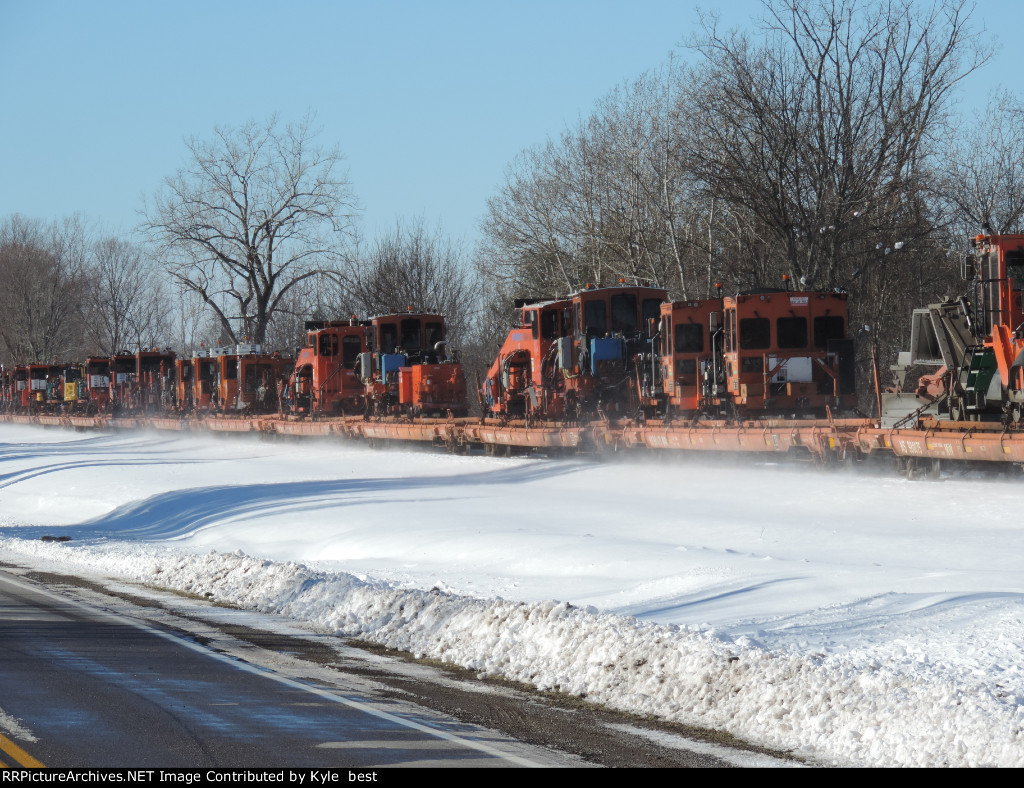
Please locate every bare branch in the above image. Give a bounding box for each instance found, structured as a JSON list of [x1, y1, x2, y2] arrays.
[[142, 113, 359, 345]]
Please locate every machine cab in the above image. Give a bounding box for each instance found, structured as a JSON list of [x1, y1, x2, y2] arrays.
[[720, 290, 854, 413]]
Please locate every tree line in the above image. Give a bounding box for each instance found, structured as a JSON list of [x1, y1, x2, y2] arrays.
[[2, 0, 1021, 413], [477, 0, 1024, 406]]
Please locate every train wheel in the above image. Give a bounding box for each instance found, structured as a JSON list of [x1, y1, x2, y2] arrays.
[[902, 456, 940, 481]]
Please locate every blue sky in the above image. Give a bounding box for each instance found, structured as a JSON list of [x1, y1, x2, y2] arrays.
[[1, 0, 1020, 248]]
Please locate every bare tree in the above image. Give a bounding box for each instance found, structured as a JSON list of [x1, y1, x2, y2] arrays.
[[348, 219, 478, 342], [480, 136, 587, 295], [167, 288, 214, 359], [480, 70, 678, 297], [85, 237, 171, 353], [939, 89, 1024, 237], [478, 64, 782, 303], [685, 0, 984, 289], [0, 215, 89, 363], [143, 114, 358, 345], [260, 273, 342, 354]]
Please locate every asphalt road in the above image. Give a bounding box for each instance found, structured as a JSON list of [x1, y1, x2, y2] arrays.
[[0, 569, 570, 768], [0, 565, 800, 769]]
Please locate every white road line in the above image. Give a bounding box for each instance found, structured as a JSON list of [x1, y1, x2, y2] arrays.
[[317, 739, 465, 749], [0, 571, 548, 767]]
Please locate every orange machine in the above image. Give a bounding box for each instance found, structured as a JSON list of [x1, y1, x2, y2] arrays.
[[110, 352, 136, 411], [136, 349, 177, 413], [25, 363, 50, 409], [0, 366, 10, 409], [215, 345, 292, 413], [482, 296, 570, 419], [484, 284, 668, 421], [361, 311, 468, 417], [84, 357, 112, 413], [40, 364, 62, 409], [960, 234, 1024, 421], [0, 365, 20, 411], [715, 289, 856, 416], [877, 235, 1024, 426], [13, 366, 30, 409], [191, 348, 224, 411], [653, 298, 719, 416], [288, 320, 369, 415], [174, 357, 194, 411], [59, 364, 86, 411]]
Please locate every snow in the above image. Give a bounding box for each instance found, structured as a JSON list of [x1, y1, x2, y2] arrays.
[[0, 423, 1022, 767]]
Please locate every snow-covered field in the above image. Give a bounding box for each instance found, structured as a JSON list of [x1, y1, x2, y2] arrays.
[[0, 423, 1021, 767]]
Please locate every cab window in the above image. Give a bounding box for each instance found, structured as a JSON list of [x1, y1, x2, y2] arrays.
[[541, 310, 560, 340], [319, 333, 339, 357], [642, 299, 662, 326], [343, 336, 362, 367], [244, 363, 269, 391], [1007, 250, 1024, 291], [584, 300, 607, 337], [379, 323, 399, 353], [401, 319, 422, 350], [425, 322, 444, 347], [610, 294, 638, 332], [777, 316, 807, 349], [813, 316, 845, 349], [526, 310, 538, 339], [675, 323, 704, 354], [739, 317, 771, 350]]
